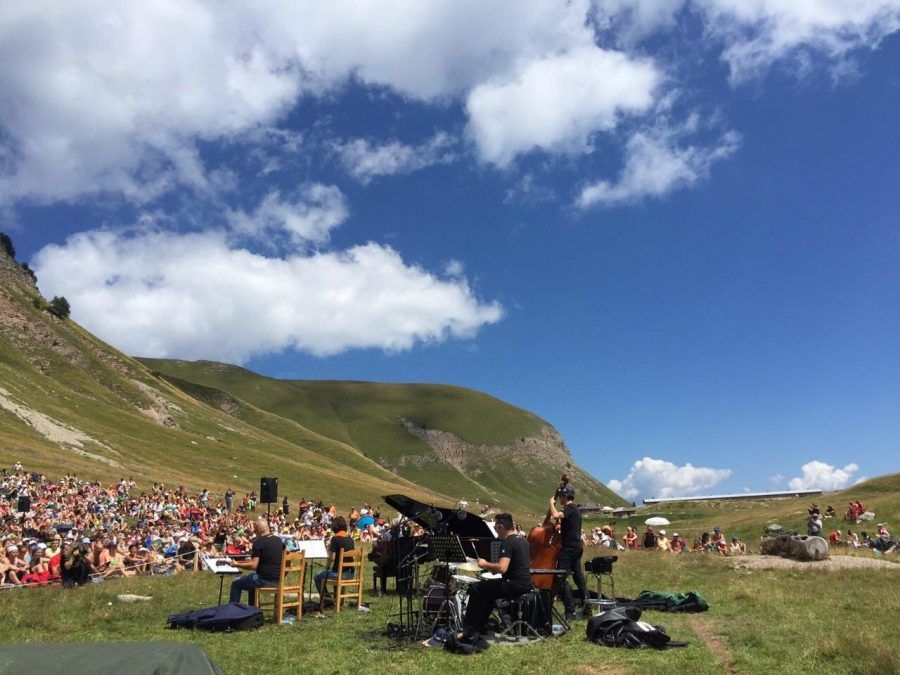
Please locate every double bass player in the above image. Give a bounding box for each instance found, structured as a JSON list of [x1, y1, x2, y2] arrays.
[[548, 483, 589, 619]]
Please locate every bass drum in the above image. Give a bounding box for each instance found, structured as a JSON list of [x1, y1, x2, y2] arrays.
[[422, 583, 450, 613]]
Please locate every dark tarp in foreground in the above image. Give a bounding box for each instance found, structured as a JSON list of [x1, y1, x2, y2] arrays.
[[0, 642, 225, 675]]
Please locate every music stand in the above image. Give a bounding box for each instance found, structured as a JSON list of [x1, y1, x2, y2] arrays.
[[427, 535, 467, 564]]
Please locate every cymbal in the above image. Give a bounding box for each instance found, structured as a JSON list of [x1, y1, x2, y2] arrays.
[[452, 560, 481, 573]]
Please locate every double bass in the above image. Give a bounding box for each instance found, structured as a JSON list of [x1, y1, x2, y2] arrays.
[[527, 474, 569, 590]]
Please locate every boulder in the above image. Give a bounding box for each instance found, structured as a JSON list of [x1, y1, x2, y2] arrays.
[[760, 534, 828, 561]]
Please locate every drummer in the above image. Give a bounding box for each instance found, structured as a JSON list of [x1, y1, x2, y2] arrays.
[[461, 513, 533, 638]]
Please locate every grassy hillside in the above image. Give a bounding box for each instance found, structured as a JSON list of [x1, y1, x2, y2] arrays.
[[140, 358, 625, 511], [0, 246, 620, 512], [0, 249, 442, 507]]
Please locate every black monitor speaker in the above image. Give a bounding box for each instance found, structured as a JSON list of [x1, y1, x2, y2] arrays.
[[260, 476, 278, 504], [17, 496, 31, 513]]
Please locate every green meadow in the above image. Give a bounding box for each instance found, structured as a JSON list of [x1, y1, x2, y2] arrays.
[[2, 548, 896, 675]]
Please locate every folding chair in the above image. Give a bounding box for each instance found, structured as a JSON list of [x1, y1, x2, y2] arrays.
[[256, 550, 306, 624], [320, 548, 364, 612]]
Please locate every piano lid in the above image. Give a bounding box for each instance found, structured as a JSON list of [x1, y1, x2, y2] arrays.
[[384, 494, 496, 539]]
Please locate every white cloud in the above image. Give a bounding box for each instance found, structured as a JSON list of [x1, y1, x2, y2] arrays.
[[503, 173, 557, 205], [332, 132, 456, 184], [770, 473, 785, 485], [0, 1, 612, 203], [608, 456, 732, 500], [466, 46, 661, 166], [787, 460, 861, 492], [577, 127, 739, 208], [227, 184, 348, 245], [695, 1, 900, 83], [31, 227, 503, 362], [3, 1, 894, 209], [592, 0, 688, 45], [0, 1, 301, 203]]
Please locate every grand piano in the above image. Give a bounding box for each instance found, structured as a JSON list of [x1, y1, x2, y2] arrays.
[[370, 494, 497, 594]]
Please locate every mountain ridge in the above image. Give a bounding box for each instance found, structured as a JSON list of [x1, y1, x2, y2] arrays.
[[0, 242, 623, 511]]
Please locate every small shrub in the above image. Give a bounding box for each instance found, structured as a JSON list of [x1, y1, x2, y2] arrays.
[[0, 232, 14, 259], [31, 297, 44, 310], [48, 295, 71, 319]]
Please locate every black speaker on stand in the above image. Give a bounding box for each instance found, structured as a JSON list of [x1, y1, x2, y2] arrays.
[[17, 496, 31, 513], [260, 477, 278, 519]]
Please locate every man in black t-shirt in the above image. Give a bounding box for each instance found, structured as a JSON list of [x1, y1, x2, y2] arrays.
[[549, 484, 588, 619], [462, 513, 533, 636], [229, 518, 284, 605]]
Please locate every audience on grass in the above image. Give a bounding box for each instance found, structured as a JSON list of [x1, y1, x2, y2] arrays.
[[0, 463, 393, 589], [3, 462, 888, 591]]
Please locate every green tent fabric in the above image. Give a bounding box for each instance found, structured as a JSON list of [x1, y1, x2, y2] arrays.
[[630, 590, 709, 612], [0, 642, 226, 674]]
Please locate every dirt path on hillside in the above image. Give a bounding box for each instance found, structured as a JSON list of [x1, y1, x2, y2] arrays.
[[732, 554, 898, 571], [689, 614, 736, 674]]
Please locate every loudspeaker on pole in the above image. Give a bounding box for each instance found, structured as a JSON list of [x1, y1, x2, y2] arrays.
[[260, 476, 278, 504]]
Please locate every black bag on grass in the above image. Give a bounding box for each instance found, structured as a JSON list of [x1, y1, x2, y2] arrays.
[[444, 631, 490, 655], [586, 606, 687, 649], [167, 602, 263, 632]]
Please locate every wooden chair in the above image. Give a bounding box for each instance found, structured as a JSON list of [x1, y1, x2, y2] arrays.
[[255, 550, 305, 624], [320, 549, 364, 612]]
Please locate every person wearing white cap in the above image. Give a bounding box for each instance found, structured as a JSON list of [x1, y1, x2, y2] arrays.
[[656, 529, 671, 552], [5, 543, 28, 584]]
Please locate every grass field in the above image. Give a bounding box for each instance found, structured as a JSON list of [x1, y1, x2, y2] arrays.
[[2, 550, 896, 674]]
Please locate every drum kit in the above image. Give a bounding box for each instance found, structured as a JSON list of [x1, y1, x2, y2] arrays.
[[420, 560, 487, 632]]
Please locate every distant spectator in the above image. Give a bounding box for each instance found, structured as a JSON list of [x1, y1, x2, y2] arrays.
[[656, 530, 671, 552], [828, 530, 843, 547], [712, 528, 729, 555], [624, 527, 638, 550], [824, 505, 835, 519], [729, 536, 746, 554], [669, 533, 687, 553], [642, 526, 656, 550]]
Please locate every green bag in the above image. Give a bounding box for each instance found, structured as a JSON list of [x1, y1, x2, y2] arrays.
[[632, 590, 709, 613]]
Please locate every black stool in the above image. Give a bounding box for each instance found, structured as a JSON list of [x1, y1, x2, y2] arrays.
[[494, 589, 551, 640]]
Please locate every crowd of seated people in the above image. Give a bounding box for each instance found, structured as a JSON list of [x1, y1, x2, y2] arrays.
[[617, 524, 746, 554], [0, 463, 397, 589]]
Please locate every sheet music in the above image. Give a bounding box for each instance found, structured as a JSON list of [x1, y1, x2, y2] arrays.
[[201, 555, 239, 574], [291, 539, 328, 559]]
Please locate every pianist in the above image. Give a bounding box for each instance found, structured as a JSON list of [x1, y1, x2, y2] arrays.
[[228, 518, 284, 605], [461, 513, 533, 637]]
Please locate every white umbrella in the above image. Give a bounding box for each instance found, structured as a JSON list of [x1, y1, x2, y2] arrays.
[[645, 517, 670, 527]]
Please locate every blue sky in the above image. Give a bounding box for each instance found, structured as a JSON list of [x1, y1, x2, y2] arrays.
[[2, 2, 899, 500]]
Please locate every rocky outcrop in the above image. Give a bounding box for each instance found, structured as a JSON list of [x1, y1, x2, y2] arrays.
[[399, 418, 573, 475]]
